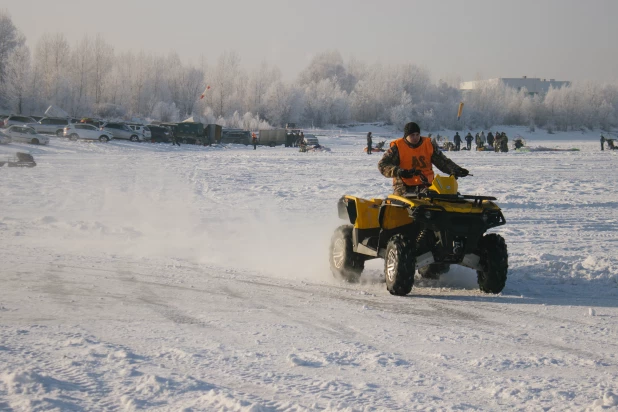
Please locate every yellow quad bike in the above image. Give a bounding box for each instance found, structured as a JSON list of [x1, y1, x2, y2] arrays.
[[329, 175, 507, 296]]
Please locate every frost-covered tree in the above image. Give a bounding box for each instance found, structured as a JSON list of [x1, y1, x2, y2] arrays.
[[67, 36, 93, 116], [263, 81, 303, 126], [2, 21, 615, 133], [245, 62, 281, 116], [33, 33, 70, 105], [92, 35, 114, 105], [4, 44, 31, 113], [0, 10, 25, 87], [151, 101, 179, 122], [302, 78, 350, 127], [107, 51, 133, 109], [389, 92, 414, 131], [298, 50, 356, 93], [211, 51, 241, 117], [177, 66, 205, 118]]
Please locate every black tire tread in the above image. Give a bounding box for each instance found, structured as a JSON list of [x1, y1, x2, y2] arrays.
[[329, 225, 365, 283], [384, 234, 415, 296], [476, 233, 508, 294]]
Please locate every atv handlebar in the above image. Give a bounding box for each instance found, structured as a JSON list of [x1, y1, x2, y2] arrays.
[[410, 172, 473, 188], [420, 172, 473, 186], [450, 173, 473, 180]]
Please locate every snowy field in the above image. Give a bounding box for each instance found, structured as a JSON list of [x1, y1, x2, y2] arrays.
[[0, 127, 617, 411]]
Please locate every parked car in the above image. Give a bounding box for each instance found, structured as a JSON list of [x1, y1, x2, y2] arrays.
[[220, 129, 251, 145], [64, 124, 113, 142], [146, 125, 171, 142], [30, 117, 72, 136], [128, 124, 152, 139], [80, 118, 105, 128], [0, 130, 11, 144], [4, 125, 50, 145], [2, 115, 37, 128], [303, 134, 320, 146], [101, 122, 142, 141]]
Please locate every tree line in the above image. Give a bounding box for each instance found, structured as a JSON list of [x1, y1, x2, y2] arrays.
[[1, 11, 616, 132]]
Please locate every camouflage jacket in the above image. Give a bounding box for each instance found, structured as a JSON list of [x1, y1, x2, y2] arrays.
[[378, 137, 464, 195]]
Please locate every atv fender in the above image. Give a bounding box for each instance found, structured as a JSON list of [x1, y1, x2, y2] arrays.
[[337, 196, 381, 228], [337, 196, 356, 224]]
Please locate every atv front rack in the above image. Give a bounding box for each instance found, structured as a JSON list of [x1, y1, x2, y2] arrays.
[[419, 192, 497, 207]]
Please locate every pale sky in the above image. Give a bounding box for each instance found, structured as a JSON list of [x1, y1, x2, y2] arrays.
[[6, 0, 618, 83]]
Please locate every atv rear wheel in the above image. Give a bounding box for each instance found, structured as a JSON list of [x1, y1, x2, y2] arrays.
[[476, 234, 508, 294], [384, 235, 416, 296], [329, 225, 365, 283]]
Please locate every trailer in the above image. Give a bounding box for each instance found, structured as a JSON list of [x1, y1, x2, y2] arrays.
[[173, 122, 206, 144], [220, 128, 250, 145], [258, 129, 299, 147], [205, 124, 222, 144]]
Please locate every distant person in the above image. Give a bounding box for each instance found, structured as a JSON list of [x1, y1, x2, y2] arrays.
[[499, 133, 509, 152], [601, 134, 605, 151], [252, 132, 258, 150], [453, 132, 462, 151], [514, 138, 524, 150], [367, 132, 373, 155], [172, 133, 180, 146], [494, 133, 501, 152], [299, 139, 307, 152], [487, 131, 495, 148], [465, 132, 473, 150]]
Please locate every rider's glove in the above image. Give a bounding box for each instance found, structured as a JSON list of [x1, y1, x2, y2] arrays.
[[397, 168, 419, 178], [453, 167, 469, 177]]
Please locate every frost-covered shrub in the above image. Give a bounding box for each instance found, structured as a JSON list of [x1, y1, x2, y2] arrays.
[[95, 103, 126, 119], [151, 102, 179, 122]]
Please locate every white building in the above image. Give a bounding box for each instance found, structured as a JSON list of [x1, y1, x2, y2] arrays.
[[460, 76, 571, 95]]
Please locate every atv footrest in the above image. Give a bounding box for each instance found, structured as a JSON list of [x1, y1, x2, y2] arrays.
[[415, 252, 435, 269], [355, 243, 378, 257], [361, 236, 379, 249]]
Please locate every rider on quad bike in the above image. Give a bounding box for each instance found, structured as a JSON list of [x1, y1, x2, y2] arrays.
[[378, 122, 469, 279], [330, 121, 508, 296]]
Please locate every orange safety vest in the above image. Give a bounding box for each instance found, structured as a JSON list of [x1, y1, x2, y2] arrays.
[[392, 137, 434, 186]]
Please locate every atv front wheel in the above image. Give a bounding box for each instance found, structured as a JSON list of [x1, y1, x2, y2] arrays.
[[329, 225, 365, 282], [476, 234, 508, 294], [384, 234, 416, 296]]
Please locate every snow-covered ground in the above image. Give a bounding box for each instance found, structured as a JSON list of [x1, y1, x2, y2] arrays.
[[0, 126, 617, 411]]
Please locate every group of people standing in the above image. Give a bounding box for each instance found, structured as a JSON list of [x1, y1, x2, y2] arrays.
[[452, 131, 509, 152]]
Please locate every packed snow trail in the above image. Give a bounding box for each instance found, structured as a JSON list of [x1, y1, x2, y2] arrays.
[[0, 129, 617, 410]]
